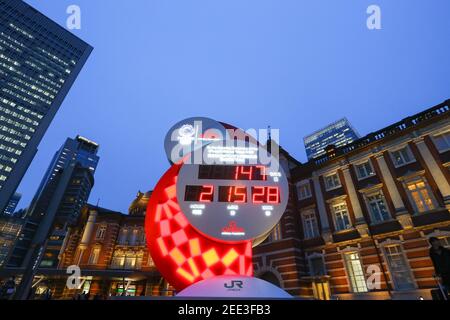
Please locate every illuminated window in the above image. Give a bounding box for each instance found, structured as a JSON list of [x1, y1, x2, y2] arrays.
[[116, 284, 136, 297], [324, 173, 341, 190], [383, 245, 415, 290], [391, 146, 415, 167], [433, 131, 450, 153], [301, 209, 319, 239], [355, 161, 375, 180], [81, 280, 91, 295], [110, 252, 125, 268], [124, 256, 137, 269], [110, 251, 143, 270], [332, 203, 352, 231], [312, 281, 331, 300], [405, 179, 436, 213], [297, 181, 312, 200], [365, 192, 390, 223], [343, 252, 368, 293], [88, 247, 100, 265]]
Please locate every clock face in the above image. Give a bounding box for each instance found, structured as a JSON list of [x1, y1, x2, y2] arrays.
[[176, 143, 289, 243]]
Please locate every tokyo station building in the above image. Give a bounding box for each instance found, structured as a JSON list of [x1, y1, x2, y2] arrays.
[[254, 99, 450, 300], [16, 99, 450, 300]]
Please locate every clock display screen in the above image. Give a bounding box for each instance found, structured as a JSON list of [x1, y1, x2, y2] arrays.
[[198, 165, 267, 181], [176, 142, 289, 242], [185, 185, 281, 204]]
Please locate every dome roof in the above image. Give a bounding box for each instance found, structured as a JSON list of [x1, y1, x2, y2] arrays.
[[128, 190, 152, 216]]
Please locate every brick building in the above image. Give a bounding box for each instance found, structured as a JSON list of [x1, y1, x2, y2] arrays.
[[26, 191, 170, 299], [254, 100, 450, 299]]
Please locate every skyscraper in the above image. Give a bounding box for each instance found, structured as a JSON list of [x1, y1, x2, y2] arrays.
[[7, 136, 99, 268], [0, 213, 24, 267], [2, 191, 21, 215], [303, 118, 360, 160], [27, 135, 99, 220], [0, 0, 93, 213]]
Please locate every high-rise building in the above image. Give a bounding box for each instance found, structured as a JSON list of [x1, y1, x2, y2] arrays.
[[0, 0, 93, 214], [303, 118, 360, 160], [7, 136, 99, 269], [27, 135, 99, 219], [0, 214, 24, 267], [2, 191, 21, 215]]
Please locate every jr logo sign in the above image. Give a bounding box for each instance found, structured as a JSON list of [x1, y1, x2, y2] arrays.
[[224, 280, 244, 290]]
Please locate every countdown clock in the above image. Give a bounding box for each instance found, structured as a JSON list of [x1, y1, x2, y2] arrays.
[[146, 119, 290, 292], [176, 142, 289, 243]]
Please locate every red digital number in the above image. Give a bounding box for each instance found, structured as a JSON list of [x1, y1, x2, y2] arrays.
[[267, 187, 280, 203], [252, 186, 266, 204], [199, 185, 214, 202], [234, 166, 253, 180], [228, 186, 247, 203], [252, 187, 280, 204], [234, 167, 239, 180], [256, 165, 267, 181]]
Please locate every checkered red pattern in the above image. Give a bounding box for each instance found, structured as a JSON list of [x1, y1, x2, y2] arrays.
[[145, 163, 253, 292]]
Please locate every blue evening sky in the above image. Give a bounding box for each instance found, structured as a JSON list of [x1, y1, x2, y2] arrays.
[[17, 0, 450, 213]]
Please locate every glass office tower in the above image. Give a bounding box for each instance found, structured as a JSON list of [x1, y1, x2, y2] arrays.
[[304, 118, 360, 160], [0, 0, 93, 213], [0, 214, 24, 266], [2, 191, 21, 215], [28, 135, 99, 216], [7, 135, 99, 268]]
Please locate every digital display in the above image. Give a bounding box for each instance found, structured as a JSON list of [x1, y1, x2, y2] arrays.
[[184, 185, 214, 202], [252, 186, 280, 204], [218, 186, 247, 203], [176, 141, 290, 242], [183, 186, 282, 204], [198, 165, 267, 181]]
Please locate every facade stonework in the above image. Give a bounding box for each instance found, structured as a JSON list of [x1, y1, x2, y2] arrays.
[[254, 100, 450, 299]]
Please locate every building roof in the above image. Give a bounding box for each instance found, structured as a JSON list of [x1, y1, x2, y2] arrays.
[[128, 191, 152, 216], [303, 117, 360, 144], [292, 99, 450, 178]]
